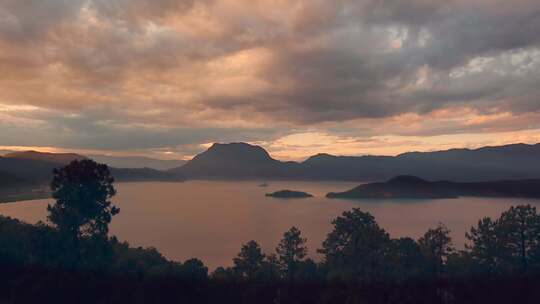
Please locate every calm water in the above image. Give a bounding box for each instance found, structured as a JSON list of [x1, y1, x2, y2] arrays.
[[1, 181, 540, 269]]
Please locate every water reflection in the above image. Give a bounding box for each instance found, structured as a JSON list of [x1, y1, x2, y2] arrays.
[[1, 181, 539, 269]]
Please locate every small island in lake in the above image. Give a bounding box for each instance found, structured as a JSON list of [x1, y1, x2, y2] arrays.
[[266, 190, 313, 198], [326, 175, 540, 199]]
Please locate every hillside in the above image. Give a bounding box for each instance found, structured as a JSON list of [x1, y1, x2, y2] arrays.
[[169, 142, 540, 182], [4, 151, 86, 165], [0, 171, 32, 191], [2, 143, 540, 185], [327, 176, 540, 199], [170, 143, 300, 179], [0, 153, 180, 191], [89, 155, 186, 170]]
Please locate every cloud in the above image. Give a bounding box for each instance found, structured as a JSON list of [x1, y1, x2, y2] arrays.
[[1, 0, 540, 156]]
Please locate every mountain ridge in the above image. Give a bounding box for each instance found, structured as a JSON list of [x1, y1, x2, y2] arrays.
[[170, 142, 540, 182], [2, 143, 539, 188], [327, 175, 540, 199], [5, 150, 87, 165]]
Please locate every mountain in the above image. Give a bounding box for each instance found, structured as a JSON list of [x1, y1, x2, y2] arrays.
[[170, 143, 300, 179], [302, 154, 394, 181], [0, 171, 32, 191], [5, 150, 186, 171], [0, 156, 61, 185], [327, 176, 540, 199], [169, 142, 540, 182], [3, 143, 540, 186], [301, 143, 540, 182], [0, 152, 180, 190], [4, 151, 86, 165], [89, 155, 186, 170]]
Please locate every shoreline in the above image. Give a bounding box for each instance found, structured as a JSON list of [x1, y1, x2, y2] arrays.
[[0, 191, 51, 204]]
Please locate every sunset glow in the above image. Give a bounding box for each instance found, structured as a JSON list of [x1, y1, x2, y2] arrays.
[[1, 0, 539, 158]]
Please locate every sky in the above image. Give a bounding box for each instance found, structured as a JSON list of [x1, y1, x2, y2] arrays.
[[1, 0, 540, 161]]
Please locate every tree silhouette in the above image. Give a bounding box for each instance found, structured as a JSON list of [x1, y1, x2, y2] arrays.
[[47, 159, 119, 242], [319, 208, 390, 280], [466, 217, 502, 273], [387, 237, 424, 280], [276, 226, 308, 280], [233, 240, 266, 280], [497, 205, 540, 272], [419, 223, 453, 275]]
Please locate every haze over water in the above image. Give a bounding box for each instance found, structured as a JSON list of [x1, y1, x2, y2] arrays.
[[1, 181, 540, 270]]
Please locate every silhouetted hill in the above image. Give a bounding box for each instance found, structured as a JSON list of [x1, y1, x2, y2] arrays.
[[169, 142, 540, 182], [5, 150, 186, 171], [4, 150, 86, 165], [302, 154, 394, 181], [327, 176, 458, 199], [0, 156, 60, 184], [0, 171, 31, 190], [302, 143, 540, 181], [393, 143, 540, 181], [3, 143, 540, 186], [170, 143, 300, 179], [89, 155, 186, 170], [0, 154, 180, 190], [327, 176, 540, 199]]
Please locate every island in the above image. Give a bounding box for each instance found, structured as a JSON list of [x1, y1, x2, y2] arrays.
[[327, 176, 458, 199], [326, 175, 540, 199], [266, 190, 313, 198]]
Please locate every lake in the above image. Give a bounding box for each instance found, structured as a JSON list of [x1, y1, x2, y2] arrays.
[[1, 180, 539, 270]]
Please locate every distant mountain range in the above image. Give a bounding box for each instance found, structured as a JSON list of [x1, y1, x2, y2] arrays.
[[327, 175, 540, 199], [5, 150, 186, 170], [1, 143, 540, 196], [4, 151, 87, 165], [0, 151, 179, 194], [170, 142, 540, 182], [88, 155, 186, 170]]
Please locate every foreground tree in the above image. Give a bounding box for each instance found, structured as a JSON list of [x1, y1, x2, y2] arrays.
[[419, 223, 454, 275], [276, 226, 308, 280], [387, 237, 425, 281], [466, 217, 502, 273], [498, 205, 540, 272], [47, 159, 119, 242], [233, 240, 266, 280], [319, 208, 390, 281]]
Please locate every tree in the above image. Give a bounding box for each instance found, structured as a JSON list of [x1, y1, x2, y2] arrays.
[[418, 223, 453, 275], [47, 159, 119, 242], [233, 240, 266, 280], [319, 208, 390, 280], [497, 205, 540, 272], [387, 237, 424, 281], [179, 258, 208, 281], [276, 226, 308, 280], [258, 253, 282, 281], [466, 217, 502, 273]]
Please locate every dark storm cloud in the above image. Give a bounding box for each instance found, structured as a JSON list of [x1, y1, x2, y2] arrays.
[[1, 0, 540, 153]]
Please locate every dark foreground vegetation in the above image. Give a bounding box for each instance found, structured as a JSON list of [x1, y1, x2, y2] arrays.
[[2, 160, 540, 303]]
